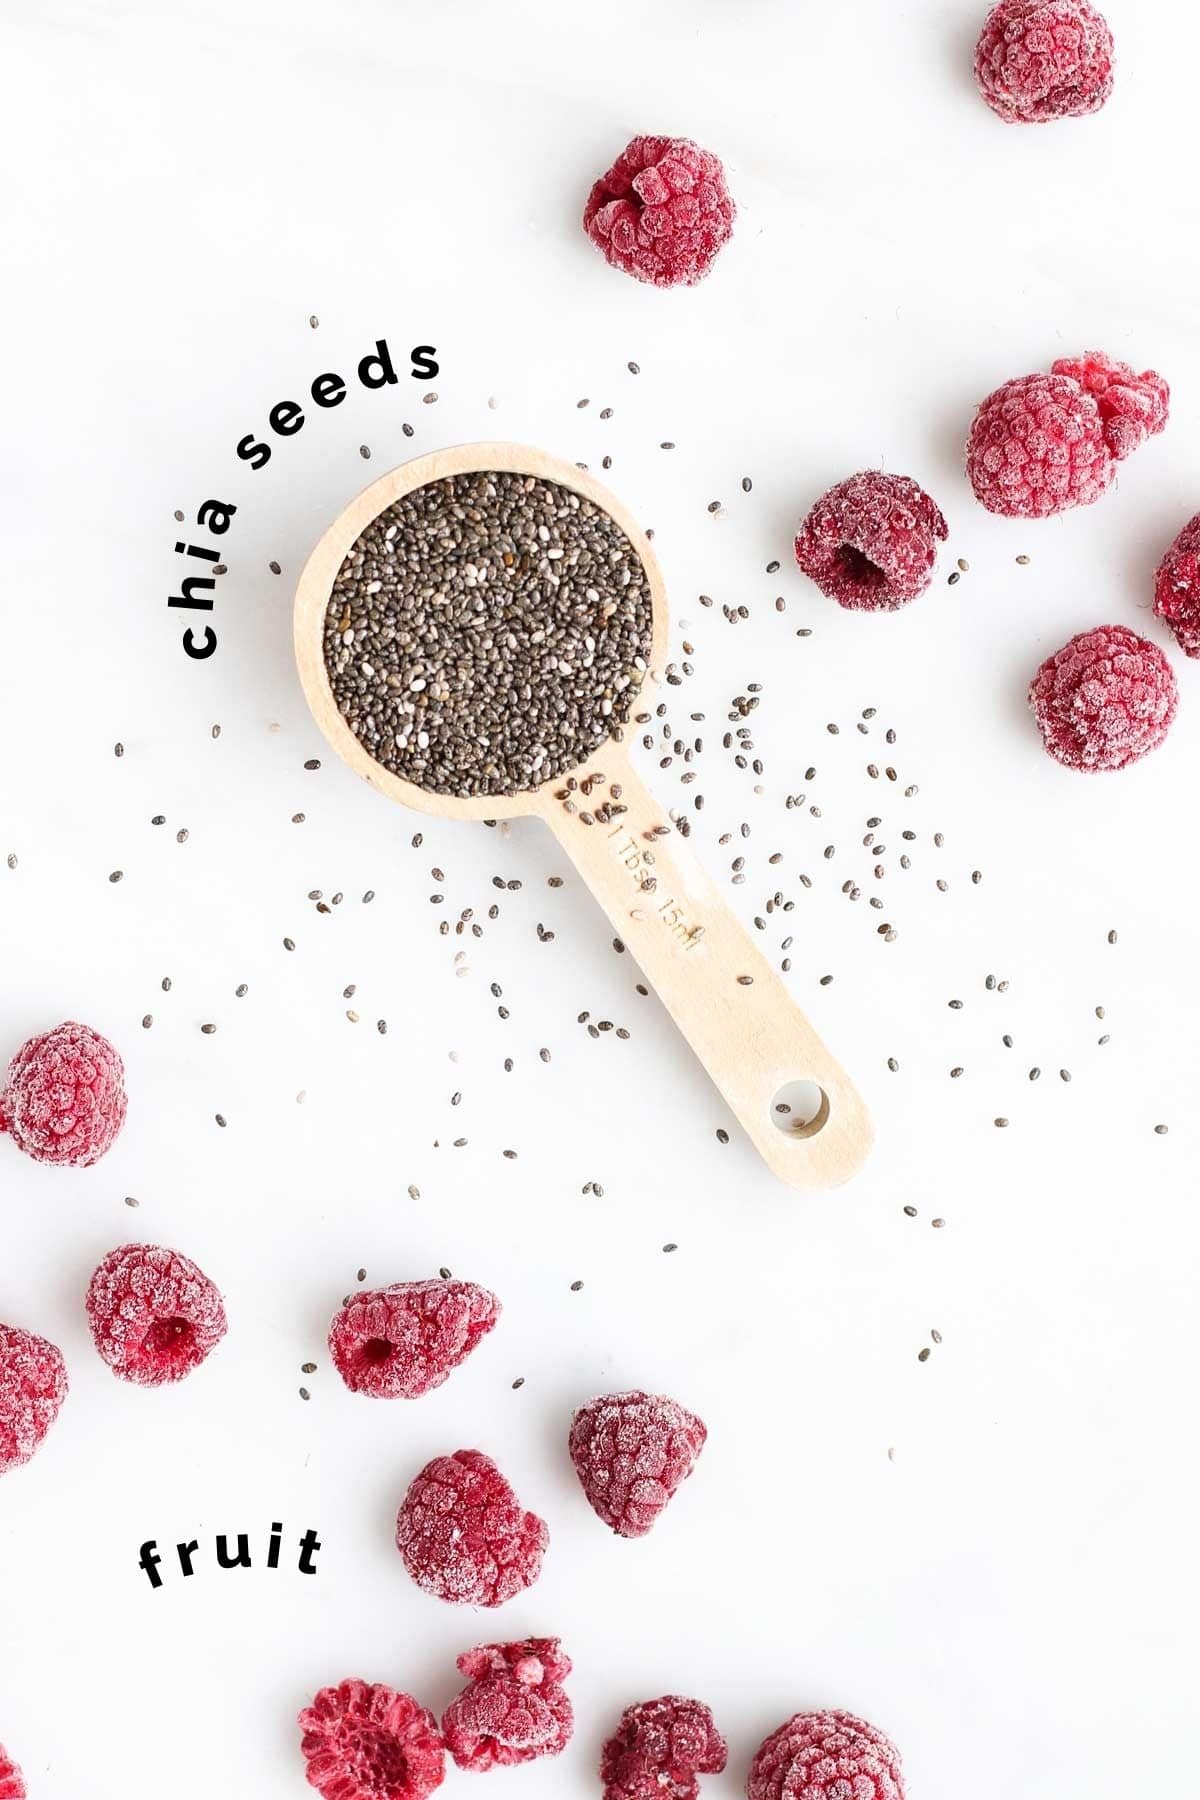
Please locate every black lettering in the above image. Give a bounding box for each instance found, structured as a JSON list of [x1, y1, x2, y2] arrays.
[[169, 575, 215, 612], [215, 1533, 252, 1570], [174, 542, 218, 561], [183, 627, 217, 660], [357, 338, 397, 389], [269, 400, 304, 436], [196, 499, 237, 533], [297, 1527, 322, 1574], [311, 372, 346, 408], [177, 1540, 199, 1576], [138, 1541, 162, 1589], [267, 1523, 283, 1570], [236, 433, 270, 470], [410, 345, 439, 381]]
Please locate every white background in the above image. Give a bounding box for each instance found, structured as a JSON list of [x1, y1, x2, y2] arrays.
[[1, 1, 1197, 1794]]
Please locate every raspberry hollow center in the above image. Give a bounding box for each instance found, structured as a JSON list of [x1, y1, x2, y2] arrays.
[[347, 1726, 411, 1796], [836, 545, 886, 590], [144, 1317, 194, 1358], [362, 1337, 394, 1365]]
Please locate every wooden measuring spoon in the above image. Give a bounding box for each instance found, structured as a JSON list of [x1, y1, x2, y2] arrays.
[[294, 442, 872, 1189]]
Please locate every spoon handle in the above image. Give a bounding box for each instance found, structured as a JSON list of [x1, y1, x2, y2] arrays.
[[536, 749, 872, 1190]]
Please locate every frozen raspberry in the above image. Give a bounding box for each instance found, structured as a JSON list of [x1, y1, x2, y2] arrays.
[[1029, 624, 1177, 772], [1154, 513, 1200, 657], [0, 1021, 126, 1167], [0, 1323, 68, 1477], [600, 1696, 726, 1800], [569, 1391, 706, 1538], [747, 1710, 905, 1800], [966, 355, 1168, 518], [584, 135, 735, 288], [329, 1279, 499, 1399], [0, 1744, 26, 1799], [86, 1243, 227, 1386], [794, 472, 948, 612], [441, 1638, 572, 1772], [395, 1449, 548, 1606], [975, 1, 1114, 123], [299, 1679, 445, 1800]]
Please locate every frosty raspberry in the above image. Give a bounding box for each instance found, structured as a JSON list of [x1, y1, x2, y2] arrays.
[[86, 1244, 228, 1385], [298, 1679, 445, 1800], [395, 1449, 548, 1606], [584, 135, 735, 287], [441, 1638, 572, 1772], [328, 1278, 499, 1398], [967, 354, 1168, 518], [569, 1391, 706, 1538], [747, 1710, 905, 1800], [1029, 625, 1177, 771], [0, 1021, 126, 1167], [600, 1695, 726, 1800], [975, 0, 1114, 124], [0, 1743, 25, 1799], [794, 472, 948, 611], [1154, 513, 1200, 657], [0, 1323, 68, 1477]]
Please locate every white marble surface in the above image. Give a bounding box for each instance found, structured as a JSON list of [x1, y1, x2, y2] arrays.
[[1, 1, 1196, 1794]]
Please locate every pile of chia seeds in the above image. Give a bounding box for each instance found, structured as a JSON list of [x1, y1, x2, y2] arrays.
[[323, 470, 654, 797]]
